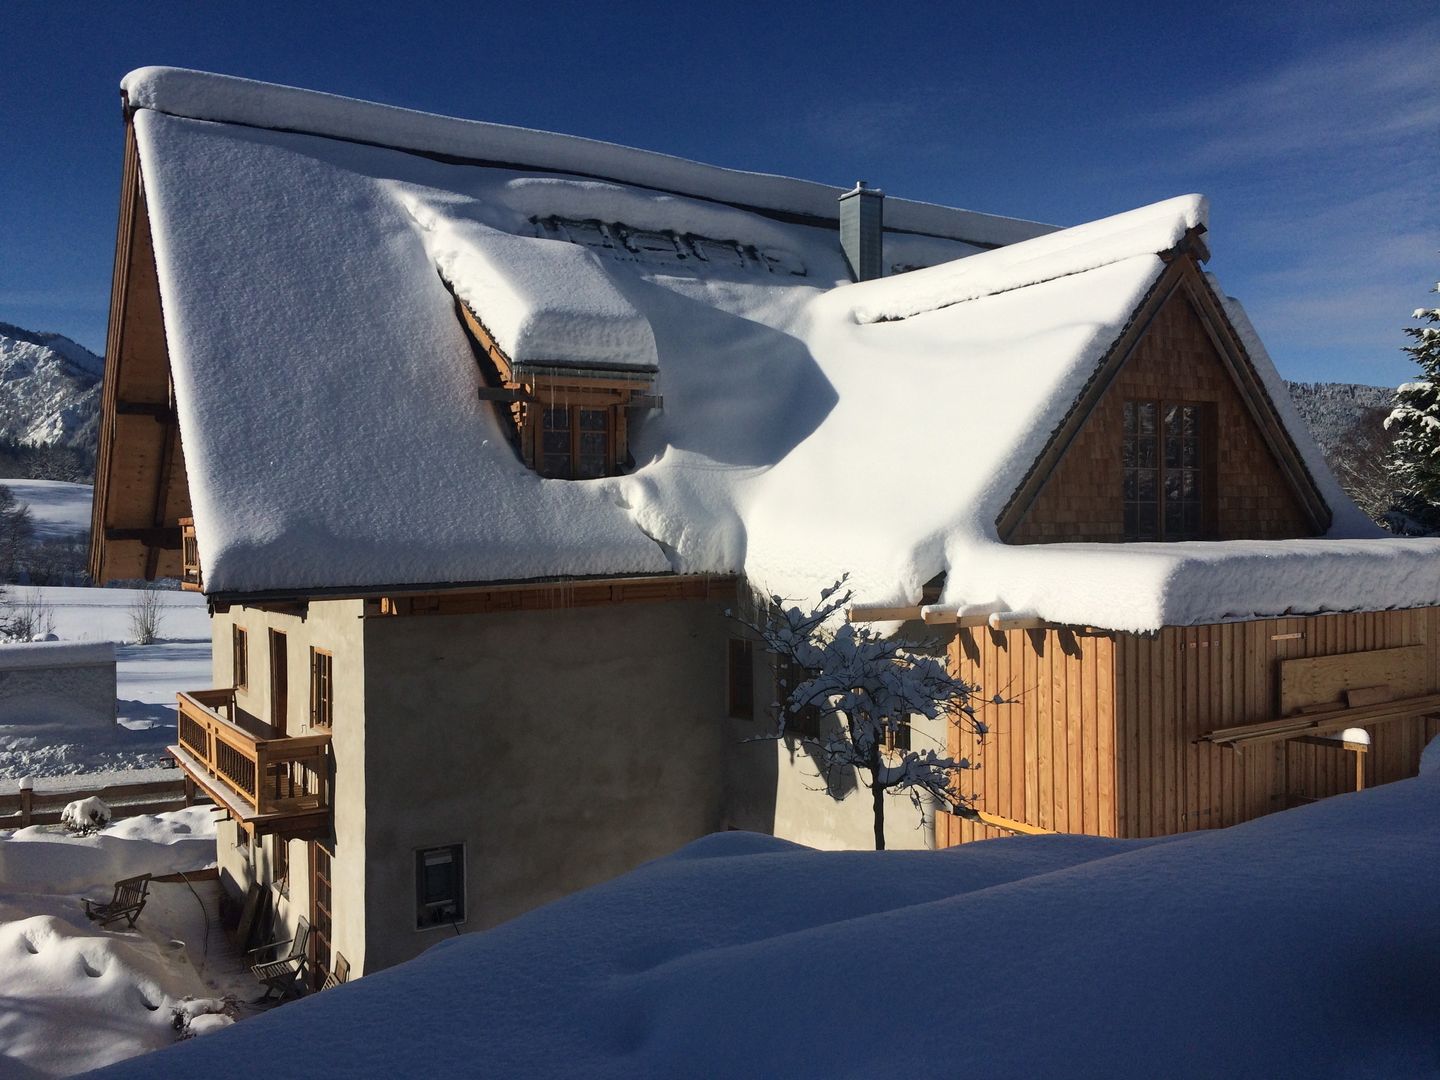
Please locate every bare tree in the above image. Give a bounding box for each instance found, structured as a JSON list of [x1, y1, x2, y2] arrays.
[[128, 582, 167, 645], [732, 576, 986, 850], [4, 588, 56, 641]]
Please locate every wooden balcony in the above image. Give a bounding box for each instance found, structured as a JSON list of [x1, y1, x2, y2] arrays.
[[170, 689, 331, 836], [179, 518, 202, 591]]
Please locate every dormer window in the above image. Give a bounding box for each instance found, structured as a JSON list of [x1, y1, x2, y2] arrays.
[[451, 294, 658, 480]]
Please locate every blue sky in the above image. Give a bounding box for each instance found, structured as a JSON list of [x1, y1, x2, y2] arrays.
[[1, 0, 1434, 385]]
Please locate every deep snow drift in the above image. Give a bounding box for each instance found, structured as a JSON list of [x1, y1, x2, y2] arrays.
[[94, 747, 1440, 1079]]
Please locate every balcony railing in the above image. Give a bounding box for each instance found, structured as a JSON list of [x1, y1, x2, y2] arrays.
[[172, 689, 331, 832]]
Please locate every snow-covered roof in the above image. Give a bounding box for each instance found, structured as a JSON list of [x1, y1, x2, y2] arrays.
[[121, 68, 1440, 630]]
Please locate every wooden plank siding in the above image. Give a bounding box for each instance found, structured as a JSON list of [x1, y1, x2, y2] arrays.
[[943, 626, 1118, 845], [940, 608, 1440, 847]]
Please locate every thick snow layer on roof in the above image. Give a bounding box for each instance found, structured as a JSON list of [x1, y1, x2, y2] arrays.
[[92, 755, 1440, 1079], [127, 72, 1437, 627], [850, 194, 1207, 324], [400, 192, 658, 370], [938, 537, 1440, 632], [121, 67, 1055, 248]]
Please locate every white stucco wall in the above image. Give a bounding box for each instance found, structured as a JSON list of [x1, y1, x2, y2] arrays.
[[211, 600, 366, 976], [358, 597, 732, 972]]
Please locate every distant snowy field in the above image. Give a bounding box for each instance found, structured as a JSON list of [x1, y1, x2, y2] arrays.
[[1, 583, 211, 788], [94, 743, 1440, 1079], [4, 478, 93, 540]]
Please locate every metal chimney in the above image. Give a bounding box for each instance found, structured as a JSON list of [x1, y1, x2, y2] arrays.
[[838, 180, 884, 282]]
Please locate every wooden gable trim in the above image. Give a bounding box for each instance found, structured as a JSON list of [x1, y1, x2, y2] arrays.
[[89, 118, 194, 585], [368, 573, 736, 618], [995, 254, 1330, 541]]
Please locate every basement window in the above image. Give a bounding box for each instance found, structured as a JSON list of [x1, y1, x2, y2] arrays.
[[1123, 400, 1213, 541], [416, 844, 465, 930]]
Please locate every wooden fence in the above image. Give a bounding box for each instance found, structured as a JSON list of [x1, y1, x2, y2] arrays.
[[0, 774, 201, 829]]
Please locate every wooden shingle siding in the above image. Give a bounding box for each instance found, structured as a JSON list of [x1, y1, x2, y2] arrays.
[[1010, 286, 1315, 545], [940, 608, 1440, 847]]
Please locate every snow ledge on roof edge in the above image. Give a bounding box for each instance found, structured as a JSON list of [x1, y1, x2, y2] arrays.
[[118, 66, 1057, 248]]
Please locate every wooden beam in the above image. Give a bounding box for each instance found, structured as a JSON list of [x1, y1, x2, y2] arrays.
[[114, 400, 175, 419], [370, 573, 736, 618], [1203, 692, 1440, 747], [988, 611, 1046, 631], [973, 810, 1054, 835], [104, 526, 181, 549], [847, 605, 923, 623]]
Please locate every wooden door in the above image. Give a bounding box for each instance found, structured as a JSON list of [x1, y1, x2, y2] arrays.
[[269, 630, 288, 735], [310, 840, 333, 989]]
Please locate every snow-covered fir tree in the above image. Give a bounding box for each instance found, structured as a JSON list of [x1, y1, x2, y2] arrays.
[[733, 577, 985, 849], [1385, 280, 1440, 532]]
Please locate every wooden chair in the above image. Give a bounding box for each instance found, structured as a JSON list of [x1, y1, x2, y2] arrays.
[[249, 917, 311, 1001], [81, 874, 152, 929], [321, 952, 350, 990]]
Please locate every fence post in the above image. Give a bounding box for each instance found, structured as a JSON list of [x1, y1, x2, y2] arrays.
[[184, 775, 196, 806], [19, 776, 34, 828]]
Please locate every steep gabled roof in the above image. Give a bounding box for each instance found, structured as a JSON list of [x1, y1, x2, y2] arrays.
[[100, 68, 1439, 630]]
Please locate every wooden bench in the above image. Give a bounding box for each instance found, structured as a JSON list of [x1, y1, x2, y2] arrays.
[[82, 874, 152, 929]]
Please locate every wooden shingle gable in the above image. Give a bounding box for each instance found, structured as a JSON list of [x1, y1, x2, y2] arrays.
[[89, 119, 194, 584], [995, 250, 1331, 544]]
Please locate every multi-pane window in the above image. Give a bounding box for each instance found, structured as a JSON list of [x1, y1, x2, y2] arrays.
[[1123, 400, 1208, 541], [774, 656, 822, 738], [416, 844, 465, 929], [232, 626, 249, 690], [310, 647, 333, 728], [540, 406, 612, 479]]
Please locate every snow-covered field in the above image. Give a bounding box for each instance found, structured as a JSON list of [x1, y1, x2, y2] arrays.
[[93, 741, 1440, 1079], [0, 806, 247, 1077], [1, 584, 211, 788], [3, 478, 93, 541]]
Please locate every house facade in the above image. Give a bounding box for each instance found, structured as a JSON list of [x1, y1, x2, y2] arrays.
[[90, 67, 1440, 980]]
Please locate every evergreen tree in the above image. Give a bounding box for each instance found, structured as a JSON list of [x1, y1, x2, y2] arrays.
[[1385, 280, 1440, 532]]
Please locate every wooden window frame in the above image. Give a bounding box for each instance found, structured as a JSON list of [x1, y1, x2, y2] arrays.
[[272, 835, 289, 898], [269, 629, 288, 735], [232, 625, 249, 691], [309, 647, 334, 729], [538, 402, 617, 480], [774, 656, 822, 739], [415, 843, 466, 931], [727, 638, 755, 720], [1122, 399, 1216, 542], [310, 840, 333, 989]]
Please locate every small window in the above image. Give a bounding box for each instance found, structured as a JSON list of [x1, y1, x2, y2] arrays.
[[232, 625, 249, 690], [272, 836, 290, 897], [541, 405, 613, 479], [416, 845, 465, 929], [775, 656, 822, 738], [727, 639, 754, 719], [882, 714, 912, 753], [310, 647, 334, 728]]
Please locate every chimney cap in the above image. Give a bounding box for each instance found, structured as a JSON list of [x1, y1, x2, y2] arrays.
[[840, 180, 884, 200]]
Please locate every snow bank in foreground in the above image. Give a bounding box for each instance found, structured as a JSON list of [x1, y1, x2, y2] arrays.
[[94, 753, 1440, 1079], [0, 807, 235, 1076], [0, 805, 216, 893]]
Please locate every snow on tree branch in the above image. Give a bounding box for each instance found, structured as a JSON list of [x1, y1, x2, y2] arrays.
[[729, 575, 989, 849]]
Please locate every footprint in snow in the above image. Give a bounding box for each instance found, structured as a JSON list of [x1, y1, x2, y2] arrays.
[[20, 932, 39, 955], [81, 955, 105, 978]]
